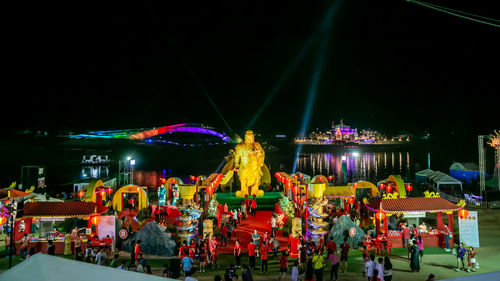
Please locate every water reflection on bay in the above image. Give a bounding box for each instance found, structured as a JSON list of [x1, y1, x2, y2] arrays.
[[295, 151, 413, 184]]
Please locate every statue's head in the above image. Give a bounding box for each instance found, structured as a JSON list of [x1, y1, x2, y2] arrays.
[[244, 130, 255, 143]]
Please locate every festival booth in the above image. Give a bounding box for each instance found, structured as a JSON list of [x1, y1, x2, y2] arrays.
[[366, 195, 464, 248], [15, 201, 100, 255]]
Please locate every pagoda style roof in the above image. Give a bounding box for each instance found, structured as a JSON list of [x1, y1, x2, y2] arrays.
[[380, 197, 462, 214], [23, 201, 98, 218], [0, 189, 29, 200]]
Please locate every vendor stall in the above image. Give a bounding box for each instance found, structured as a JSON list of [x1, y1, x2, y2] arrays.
[[16, 201, 99, 255], [365, 195, 464, 248]]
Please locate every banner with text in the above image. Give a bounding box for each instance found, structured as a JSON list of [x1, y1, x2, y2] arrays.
[[458, 211, 479, 247]]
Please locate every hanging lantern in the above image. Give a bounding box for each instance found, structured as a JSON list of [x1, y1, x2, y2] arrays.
[[0, 216, 6, 225], [379, 184, 385, 190], [375, 211, 386, 220], [386, 185, 393, 192], [172, 179, 177, 184], [353, 182, 358, 188], [77, 190, 85, 198], [298, 173, 303, 179], [106, 188, 113, 194], [458, 209, 469, 218], [348, 197, 355, 204], [405, 185, 413, 192], [275, 172, 280, 178], [190, 175, 195, 181], [100, 191, 106, 197], [328, 175, 333, 181], [91, 216, 101, 225]]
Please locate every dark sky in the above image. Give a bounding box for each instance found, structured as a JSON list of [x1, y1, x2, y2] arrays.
[[5, 0, 499, 138]]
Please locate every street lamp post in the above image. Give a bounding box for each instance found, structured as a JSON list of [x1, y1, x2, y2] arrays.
[[130, 159, 135, 185]]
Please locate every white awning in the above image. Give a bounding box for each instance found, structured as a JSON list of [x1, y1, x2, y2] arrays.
[[0, 253, 176, 281]]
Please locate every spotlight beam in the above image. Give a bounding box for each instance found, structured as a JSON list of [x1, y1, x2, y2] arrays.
[[293, 0, 343, 173]]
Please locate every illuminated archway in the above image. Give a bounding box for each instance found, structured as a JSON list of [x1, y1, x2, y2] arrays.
[[386, 175, 407, 198], [112, 185, 148, 212], [352, 181, 380, 197]]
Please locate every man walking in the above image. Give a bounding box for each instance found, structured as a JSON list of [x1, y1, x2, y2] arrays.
[[312, 250, 325, 281]]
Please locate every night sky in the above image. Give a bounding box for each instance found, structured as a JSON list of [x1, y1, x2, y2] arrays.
[[5, 0, 499, 139]]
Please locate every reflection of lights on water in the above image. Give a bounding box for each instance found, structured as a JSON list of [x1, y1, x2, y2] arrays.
[[352, 152, 360, 157], [341, 155, 347, 161]]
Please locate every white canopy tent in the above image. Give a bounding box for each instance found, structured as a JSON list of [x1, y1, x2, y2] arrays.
[[0, 254, 176, 281], [415, 169, 463, 192], [429, 171, 463, 192]]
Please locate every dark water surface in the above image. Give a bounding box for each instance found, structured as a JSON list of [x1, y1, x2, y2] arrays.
[[1, 136, 489, 193]]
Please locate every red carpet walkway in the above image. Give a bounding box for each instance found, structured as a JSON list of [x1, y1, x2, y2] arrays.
[[217, 210, 290, 254]]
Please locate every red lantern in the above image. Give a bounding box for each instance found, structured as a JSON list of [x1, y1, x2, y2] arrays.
[[348, 197, 355, 204], [0, 216, 6, 225], [353, 182, 358, 188], [379, 184, 385, 190], [162, 178, 167, 184], [91, 216, 101, 225], [190, 176, 195, 181], [106, 188, 113, 194], [298, 174, 303, 179], [375, 211, 386, 220], [458, 209, 469, 218], [172, 179, 177, 184], [386, 185, 392, 192], [78, 190, 85, 198], [275, 172, 280, 178], [405, 185, 413, 192], [328, 175, 333, 181]]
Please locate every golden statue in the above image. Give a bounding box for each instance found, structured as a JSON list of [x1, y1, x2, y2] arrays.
[[234, 130, 265, 197]]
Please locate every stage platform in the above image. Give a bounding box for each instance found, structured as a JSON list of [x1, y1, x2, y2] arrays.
[[215, 192, 282, 210]]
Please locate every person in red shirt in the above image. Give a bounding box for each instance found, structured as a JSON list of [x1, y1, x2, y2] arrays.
[[402, 224, 411, 249], [263, 231, 269, 246], [179, 240, 188, 259], [340, 238, 350, 273], [134, 240, 142, 261], [279, 250, 288, 281], [260, 241, 269, 273], [234, 240, 242, 268], [189, 240, 196, 259], [221, 223, 228, 247], [248, 242, 256, 270], [251, 199, 257, 216]]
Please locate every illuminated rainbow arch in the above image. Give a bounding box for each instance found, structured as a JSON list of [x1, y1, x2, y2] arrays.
[[128, 123, 234, 143]]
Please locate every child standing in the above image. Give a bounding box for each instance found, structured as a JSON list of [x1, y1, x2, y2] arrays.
[[467, 247, 476, 272], [417, 236, 424, 262]]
